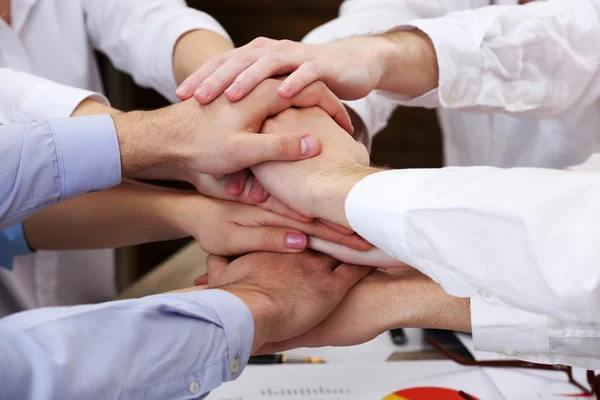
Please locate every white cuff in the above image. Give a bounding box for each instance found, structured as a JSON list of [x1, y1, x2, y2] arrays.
[[345, 169, 431, 263], [378, 88, 440, 108], [471, 297, 552, 362]]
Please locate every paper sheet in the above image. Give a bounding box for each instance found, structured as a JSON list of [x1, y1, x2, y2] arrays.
[[206, 361, 504, 400]]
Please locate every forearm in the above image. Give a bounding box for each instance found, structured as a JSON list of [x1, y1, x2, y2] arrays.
[[340, 165, 600, 325], [173, 29, 233, 85], [375, 270, 471, 333], [0, 289, 253, 399], [22, 181, 192, 251], [376, 30, 438, 97]]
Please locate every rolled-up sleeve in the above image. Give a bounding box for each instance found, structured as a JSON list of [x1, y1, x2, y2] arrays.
[[0, 68, 109, 120], [82, 0, 231, 103], [383, 0, 600, 117], [0, 115, 121, 230], [0, 289, 254, 400], [302, 0, 446, 141]]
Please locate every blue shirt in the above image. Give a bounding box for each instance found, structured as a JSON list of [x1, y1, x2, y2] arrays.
[[0, 289, 254, 399], [0, 114, 121, 231], [0, 223, 32, 270], [0, 114, 121, 269]]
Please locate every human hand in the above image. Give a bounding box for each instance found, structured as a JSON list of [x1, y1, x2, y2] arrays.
[[169, 194, 371, 255], [114, 79, 352, 177], [176, 31, 437, 104], [252, 106, 374, 227], [205, 252, 372, 352], [308, 237, 408, 268], [256, 269, 471, 354], [176, 36, 391, 103]]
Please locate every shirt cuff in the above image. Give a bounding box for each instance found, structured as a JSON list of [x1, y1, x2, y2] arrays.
[[0, 224, 34, 270], [21, 81, 109, 120], [471, 296, 553, 363], [378, 88, 440, 108], [48, 114, 121, 201], [188, 289, 254, 382], [345, 169, 432, 262], [148, 11, 232, 103]]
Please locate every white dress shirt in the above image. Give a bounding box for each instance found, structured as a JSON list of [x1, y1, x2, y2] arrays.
[[0, 0, 229, 316], [305, 0, 600, 368]]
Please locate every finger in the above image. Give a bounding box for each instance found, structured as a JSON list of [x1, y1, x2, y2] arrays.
[[277, 61, 324, 98], [228, 227, 308, 254], [225, 52, 305, 102], [206, 254, 230, 277], [258, 197, 313, 223], [309, 237, 408, 268], [196, 55, 265, 104], [176, 53, 230, 100], [290, 81, 354, 135], [248, 177, 270, 203], [194, 274, 208, 286], [331, 263, 374, 289], [317, 218, 356, 236], [224, 169, 250, 197], [259, 212, 370, 251], [231, 133, 321, 168]]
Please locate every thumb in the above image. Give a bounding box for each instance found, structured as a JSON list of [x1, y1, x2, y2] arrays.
[[229, 227, 308, 254], [233, 132, 321, 167], [194, 274, 208, 286], [206, 254, 230, 278]]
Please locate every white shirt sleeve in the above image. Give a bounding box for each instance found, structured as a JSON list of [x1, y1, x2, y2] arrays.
[[82, 0, 231, 103], [471, 298, 600, 369], [0, 68, 109, 120], [384, 0, 600, 117], [345, 166, 600, 327], [302, 0, 448, 141]]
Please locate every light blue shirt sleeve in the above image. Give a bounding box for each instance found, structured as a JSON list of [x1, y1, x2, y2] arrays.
[[0, 289, 254, 400], [0, 114, 122, 231], [0, 223, 34, 270]]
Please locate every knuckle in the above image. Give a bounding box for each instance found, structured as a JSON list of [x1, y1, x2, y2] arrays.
[[273, 136, 291, 157], [261, 229, 277, 248], [251, 36, 272, 47], [277, 39, 294, 49]]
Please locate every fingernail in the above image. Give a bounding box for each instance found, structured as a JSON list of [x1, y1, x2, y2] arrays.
[[176, 83, 191, 96], [301, 136, 318, 157], [195, 85, 211, 99], [278, 82, 293, 96], [285, 233, 307, 249], [226, 82, 242, 97]]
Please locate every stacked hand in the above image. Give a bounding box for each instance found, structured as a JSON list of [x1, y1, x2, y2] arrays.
[[115, 78, 353, 178], [202, 252, 372, 352], [188, 255, 470, 354], [169, 192, 370, 255], [176, 32, 438, 105]]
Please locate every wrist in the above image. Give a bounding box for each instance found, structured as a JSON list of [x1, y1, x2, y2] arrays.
[[313, 164, 380, 228], [166, 192, 212, 239], [377, 30, 438, 97], [112, 106, 185, 176], [386, 271, 472, 333], [220, 286, 282, 352]]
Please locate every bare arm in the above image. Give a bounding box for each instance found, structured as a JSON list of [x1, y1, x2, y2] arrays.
[[22, 180, 187, 250]]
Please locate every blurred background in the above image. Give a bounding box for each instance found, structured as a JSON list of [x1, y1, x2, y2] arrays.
[[98, 0, 443, 288]]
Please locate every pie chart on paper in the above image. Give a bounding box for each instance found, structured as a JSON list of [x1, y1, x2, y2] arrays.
[[383, 387, 479, 400]]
